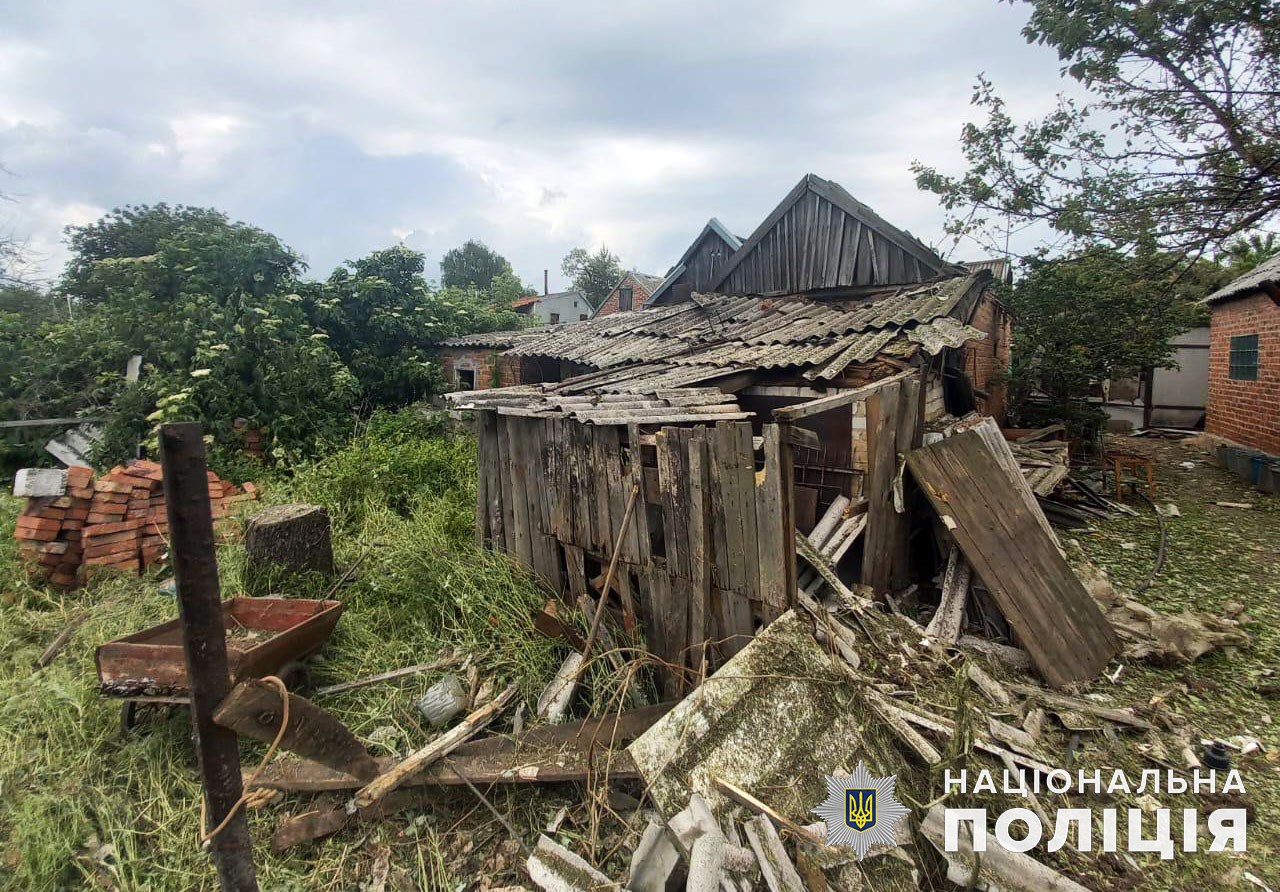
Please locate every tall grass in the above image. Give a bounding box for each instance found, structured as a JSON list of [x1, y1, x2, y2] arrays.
[[0, 409, 562, 890]]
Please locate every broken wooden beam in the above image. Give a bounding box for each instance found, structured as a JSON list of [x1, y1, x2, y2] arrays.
[[353, 683, 518, 809], [213, 678, 380, 782]]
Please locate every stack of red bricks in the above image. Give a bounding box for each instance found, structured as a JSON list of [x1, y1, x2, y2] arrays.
[[15, 460, 258, 589], [15, 465, 94, 588]]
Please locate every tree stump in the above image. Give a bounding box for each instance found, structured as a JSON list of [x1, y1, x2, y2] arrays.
[[244, 504, 334, 578]]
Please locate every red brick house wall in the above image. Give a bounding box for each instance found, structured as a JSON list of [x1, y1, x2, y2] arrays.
[[593, 272, 660, 317], [439, 347, 523, 391], [1207, 292, 1280, 455], [962, 292, 1013, 422]]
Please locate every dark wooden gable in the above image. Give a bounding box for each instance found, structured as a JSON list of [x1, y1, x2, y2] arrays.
[[710, 174, 954, 295], [648, 219, 741, 306]]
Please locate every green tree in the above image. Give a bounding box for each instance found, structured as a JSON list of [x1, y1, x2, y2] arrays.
[[439, 239, 513, 291], [1004, 246, 1208, 429], [561, 245, 623, 308], [1220, 233, 1279, 277], [486, 270, 536, 309], [307, 245, 524, 409], [44, 205, 359, 463], [912, 0, 1280, 258]]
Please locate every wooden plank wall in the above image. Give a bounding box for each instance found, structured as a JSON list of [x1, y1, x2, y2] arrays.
[[861, 375, 922, 593], [905, 419, 1121, 687], [474, 415, 795, 692]]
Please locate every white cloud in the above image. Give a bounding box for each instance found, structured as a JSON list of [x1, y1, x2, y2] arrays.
[[0, 0, 1081, 285]]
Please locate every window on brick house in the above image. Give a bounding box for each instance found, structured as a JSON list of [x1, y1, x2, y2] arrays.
[[550, 312, 560, 324], [457, 368, 476, 390], [619, 287, 633, 311], [1229, 334, 1259, 381], [579, 313, 588, 321]]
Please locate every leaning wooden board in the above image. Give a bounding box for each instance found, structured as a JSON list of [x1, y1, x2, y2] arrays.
[[905, 419, 1120, 687]]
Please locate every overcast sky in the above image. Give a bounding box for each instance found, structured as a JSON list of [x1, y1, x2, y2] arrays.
[[0, 1, 1080, 290]]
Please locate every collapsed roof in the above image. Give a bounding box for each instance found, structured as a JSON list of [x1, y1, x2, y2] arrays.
[[442, 271, 991, 398]]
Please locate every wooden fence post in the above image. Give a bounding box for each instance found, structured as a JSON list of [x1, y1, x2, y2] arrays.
[[159, 422, 258, 892]]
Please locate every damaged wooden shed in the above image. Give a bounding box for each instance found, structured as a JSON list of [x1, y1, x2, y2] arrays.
[[448, 271, 1013, 687]]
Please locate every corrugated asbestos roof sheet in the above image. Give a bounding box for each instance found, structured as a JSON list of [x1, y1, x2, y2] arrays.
[[1205, 253, 1280, 305], [445, 386, 750, 425], [501, 274, 983, 376], [441, 273, 988, 395]]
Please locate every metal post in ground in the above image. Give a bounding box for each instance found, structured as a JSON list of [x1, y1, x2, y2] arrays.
[[159, 422, 259, 891]]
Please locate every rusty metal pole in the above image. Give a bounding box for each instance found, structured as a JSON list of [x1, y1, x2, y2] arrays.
[[159, 423, 258, 891]]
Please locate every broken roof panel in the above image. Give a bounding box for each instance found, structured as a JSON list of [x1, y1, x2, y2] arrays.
[[441, 272, 992, 394]]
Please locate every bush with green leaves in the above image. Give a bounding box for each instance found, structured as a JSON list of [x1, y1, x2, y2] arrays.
[[0, 206, 528, 470]]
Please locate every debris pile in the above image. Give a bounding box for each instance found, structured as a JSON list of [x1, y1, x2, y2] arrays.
[[13, 459, 257, 588]]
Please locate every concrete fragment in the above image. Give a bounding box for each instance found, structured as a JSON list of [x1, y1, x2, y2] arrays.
[[626, 821, 679, 892], [527, 835, 616, 892], [415, 674, 466, 728], [14, 468, 67, 498]]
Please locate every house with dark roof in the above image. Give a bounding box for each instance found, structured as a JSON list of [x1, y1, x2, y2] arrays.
[[438, 173, 1009, 408], [591, 270, 666, 317], [1203, 253, 1280, 455], [645, 218, 743, 306]]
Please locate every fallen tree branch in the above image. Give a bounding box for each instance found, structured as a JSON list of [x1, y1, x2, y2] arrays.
[[352, 683, 518, 809]]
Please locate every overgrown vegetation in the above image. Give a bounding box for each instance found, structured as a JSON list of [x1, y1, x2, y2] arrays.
[[0, 410, 564, 890], [0, 205, 526, 473]]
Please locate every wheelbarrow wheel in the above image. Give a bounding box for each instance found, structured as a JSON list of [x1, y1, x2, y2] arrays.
[[120, 700, 140, 734], [277, 660, 312, 694]]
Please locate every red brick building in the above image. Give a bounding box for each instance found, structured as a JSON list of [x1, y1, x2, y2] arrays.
[[591, 270, 665, 317], [1205, 254, 1280, 455]]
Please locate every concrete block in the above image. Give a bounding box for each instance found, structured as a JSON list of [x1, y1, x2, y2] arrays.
[[14, 468, 67, 498]]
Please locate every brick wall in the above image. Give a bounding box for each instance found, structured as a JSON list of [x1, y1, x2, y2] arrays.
[[439, 347, 523, 391], [594, 273, 659, 317], [1207, 293, 1280, 455], [963, 293, 1013, 422]]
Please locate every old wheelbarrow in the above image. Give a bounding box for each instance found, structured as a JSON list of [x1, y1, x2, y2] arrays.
[[96, 596, 343, 732]]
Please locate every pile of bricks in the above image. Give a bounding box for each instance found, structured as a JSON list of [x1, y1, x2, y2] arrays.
[[14, 460, 258, 589]]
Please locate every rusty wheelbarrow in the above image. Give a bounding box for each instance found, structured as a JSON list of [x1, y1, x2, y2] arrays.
[[96, 596, 343, 732]]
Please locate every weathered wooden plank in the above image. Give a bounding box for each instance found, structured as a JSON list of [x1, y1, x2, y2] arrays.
[[905, 422, 1121, 687], [707, 423, 732, 593], [754, 424, 788, 622], [642, 567, 685, 699], [626, 424, 652, 568], [597, 426, 621, 558], [860, 381, 900, 594], [496, 414, 527, 560], [732, 421, 761, 604], [563, 544, 589, 600], [213, 679, 379, 782], [493, 414, 515, 553], [772, 368, 916, 420], [475, 417, 489, 547], [655, 428, 689, 579], [687, 428, 712, 671], [477, 411, 503, 548], [889, 375, 921, 587]]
